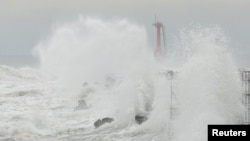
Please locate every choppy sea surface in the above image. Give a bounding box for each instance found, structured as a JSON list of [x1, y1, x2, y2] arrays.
[[0, 17, 244, 141]]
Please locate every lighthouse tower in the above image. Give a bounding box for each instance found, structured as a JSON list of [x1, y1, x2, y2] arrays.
[[153, 20, 166, 59]]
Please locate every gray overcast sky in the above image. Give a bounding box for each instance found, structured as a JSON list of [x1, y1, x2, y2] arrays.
[[0, 0, 249, 66]]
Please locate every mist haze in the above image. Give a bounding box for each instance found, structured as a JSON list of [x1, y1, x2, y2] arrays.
[[0, 0, 249, 67]]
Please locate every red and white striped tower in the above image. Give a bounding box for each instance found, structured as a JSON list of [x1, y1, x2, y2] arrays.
[[153, 21, 165, 59]]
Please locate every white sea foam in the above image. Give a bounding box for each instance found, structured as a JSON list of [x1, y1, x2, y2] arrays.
[[0, 17, 243, 140]]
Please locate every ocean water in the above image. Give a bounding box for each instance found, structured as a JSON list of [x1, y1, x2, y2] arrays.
[[0, 17, 244, 141]]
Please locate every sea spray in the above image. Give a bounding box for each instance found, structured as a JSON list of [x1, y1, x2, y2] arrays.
[[172, 26, 243, 141], [30, 17, 244, 140], [33, 17, 152, 95], [33, 17, 156, 127]]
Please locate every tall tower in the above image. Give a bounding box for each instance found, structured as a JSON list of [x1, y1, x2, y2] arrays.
[[242, 70, 250, 125], [153, 20, 165, 59]]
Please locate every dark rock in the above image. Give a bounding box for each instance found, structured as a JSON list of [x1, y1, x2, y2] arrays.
[[102, 117, 114, 123], [78, 99, 87, 108], [94, 119, 103, 128], [94, 117, 114, 128], [135, 113, 148, 124], [74, 99, 87, 111]]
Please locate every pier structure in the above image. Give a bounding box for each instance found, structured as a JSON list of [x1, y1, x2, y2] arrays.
[[241, 70, 250, 124]]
